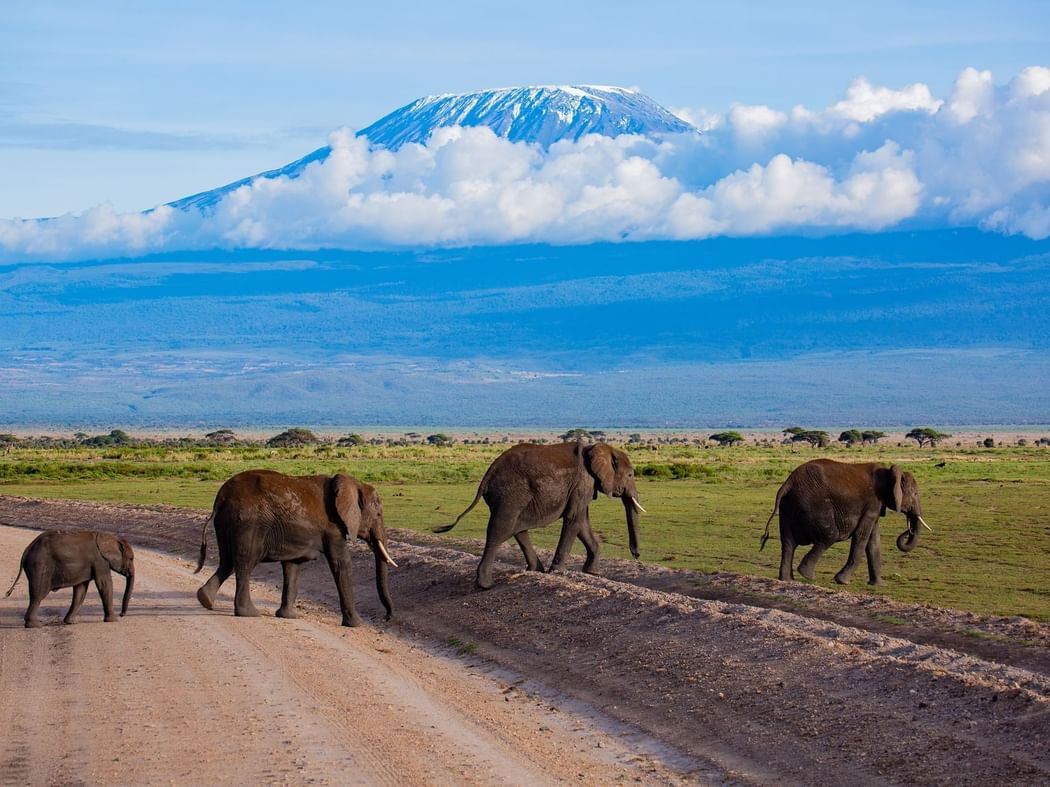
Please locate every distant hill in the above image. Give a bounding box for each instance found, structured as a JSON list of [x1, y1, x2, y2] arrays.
[[2, 230, 1048, 427]]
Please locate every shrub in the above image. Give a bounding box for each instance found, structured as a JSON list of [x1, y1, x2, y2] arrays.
[[709, 431, 744, 446], [267, 428, 319, 447]]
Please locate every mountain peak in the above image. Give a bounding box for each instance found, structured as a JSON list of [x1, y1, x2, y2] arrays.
[[358, 84, 695, 150], [168, 85, 695, 212]]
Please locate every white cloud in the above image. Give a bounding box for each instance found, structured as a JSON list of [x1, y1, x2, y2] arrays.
[[825, 77, 942, 123], [2, 65, 1050, 261]]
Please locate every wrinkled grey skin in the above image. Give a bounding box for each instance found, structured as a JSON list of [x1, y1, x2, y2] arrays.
[[5, 529, 135, 628], [760, 459, 925, 585], [195, 469, 395, 627], [436, 440, 643, 589]]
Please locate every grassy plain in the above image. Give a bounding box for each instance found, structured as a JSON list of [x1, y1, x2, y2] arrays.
[[2, 441, 1048, 620]]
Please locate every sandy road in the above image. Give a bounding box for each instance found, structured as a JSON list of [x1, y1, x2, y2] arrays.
[[0, 525, 696, 786]]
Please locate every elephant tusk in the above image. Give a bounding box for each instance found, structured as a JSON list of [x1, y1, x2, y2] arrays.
[[377, 539, 398, 567], [631, 496, 647, 514], [917, 516, 933, 532]]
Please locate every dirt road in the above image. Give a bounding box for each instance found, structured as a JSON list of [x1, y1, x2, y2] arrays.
[[1, 496, 1049, 785], [0, 524, 697, 786]]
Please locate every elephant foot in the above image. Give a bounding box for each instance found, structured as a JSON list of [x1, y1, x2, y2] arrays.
[[833, 573, 852, 585], [234, 604, 261, 618], [196, 586, 214, 610], [868, 577, 884, 586], [275, 606, 299, 619], [582, 566, 599, 576], [63, 616, 79, 625], [103, 614, 119, 623], [798, 566, 817, 581], [24, 618, 43, 629], [341, 612, 364, 627], [547, 563, 565, 575]]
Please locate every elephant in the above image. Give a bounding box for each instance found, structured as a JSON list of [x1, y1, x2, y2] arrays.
[[434, 440, 645, 589], [759, 459, 932, 585], [194, 470, 397, 627], [5, 529, 135, 628]]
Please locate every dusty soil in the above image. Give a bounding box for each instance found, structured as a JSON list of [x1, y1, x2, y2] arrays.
[[2, 494, 1049, 786]]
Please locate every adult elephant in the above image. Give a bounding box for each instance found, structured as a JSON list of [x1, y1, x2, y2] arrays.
[[435, 440, 645, 589], [6, 530, 135, 628], [195, 470, 397, 626], [759, 459, 932, 585]]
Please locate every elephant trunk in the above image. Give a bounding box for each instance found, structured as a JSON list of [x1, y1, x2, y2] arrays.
[[623, 496, 641, 558], [896, 515, 921, 552], [372, 541, 394, 621], [120, 567, 134, 616]]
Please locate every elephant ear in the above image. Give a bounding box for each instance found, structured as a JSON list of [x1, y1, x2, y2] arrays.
[[889, 465, 904, 512], [95, 532, 124, 570], [331, 474, 363, 539], [588, 444, 616, 497]]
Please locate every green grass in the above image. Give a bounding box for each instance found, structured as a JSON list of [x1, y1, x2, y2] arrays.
[[2, 442, 1048, 621], [446, 636, 479, 656]]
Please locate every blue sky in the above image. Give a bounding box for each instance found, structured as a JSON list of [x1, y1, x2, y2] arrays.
[[3, 0, 1049, 220]]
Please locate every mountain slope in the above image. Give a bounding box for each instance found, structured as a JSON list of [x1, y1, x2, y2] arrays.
[[167, 85, 696, 211]]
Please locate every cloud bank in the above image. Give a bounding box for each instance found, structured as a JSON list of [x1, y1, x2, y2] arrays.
[[2, 65, 1049, 261]]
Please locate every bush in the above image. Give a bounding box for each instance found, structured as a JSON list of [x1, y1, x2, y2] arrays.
[[838, 429, 863, 446], [267, 428, 320, 447], [709, 431, 744, 446]]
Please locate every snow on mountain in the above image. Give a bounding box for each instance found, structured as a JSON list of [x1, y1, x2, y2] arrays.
[[358, 85, 696, 149], [167, 85, 696, 211]]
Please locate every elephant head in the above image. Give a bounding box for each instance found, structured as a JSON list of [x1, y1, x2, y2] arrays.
[[585, 443, 644, 558], [333, 474, 396, 620], [879, 465, 929, 553], [95, 533, 135, 615]]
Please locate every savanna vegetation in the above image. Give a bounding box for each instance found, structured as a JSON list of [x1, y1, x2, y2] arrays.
[[1, 430, 1048, 620]]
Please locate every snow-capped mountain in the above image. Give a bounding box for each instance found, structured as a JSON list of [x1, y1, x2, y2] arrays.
[[358, 85, 696, 149], [168, 85, 696, 211]]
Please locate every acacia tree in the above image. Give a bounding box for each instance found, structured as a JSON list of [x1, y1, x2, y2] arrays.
[[838, 429, 863, 446], [906, 427, 951, 448], [709, 431, 744, 446], [861, 430, 886, 444], [267, 427, 319, 447], [791, 430, 830, 448]]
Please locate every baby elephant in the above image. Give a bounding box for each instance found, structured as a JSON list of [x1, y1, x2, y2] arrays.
[[5, 530, 135, 628]]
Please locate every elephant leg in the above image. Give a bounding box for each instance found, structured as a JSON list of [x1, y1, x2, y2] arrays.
[[548, 517, 582, 574], [578, 520, 600, 575], [864, 520, 883, 586], [197, 554, 233, 610], [513, 531, 544, 572], [232, 556, 261, 618], [95, 568, 118, 622], [778, 538, 796, 581], [476, 509, 517, 590], [276, 562, 302, 619], [24, 576, 47, 628], [797, 542, 830, 581], [64, 581, 89, 624], [836, 518, 876, 585], [324, 543, 361, 627]]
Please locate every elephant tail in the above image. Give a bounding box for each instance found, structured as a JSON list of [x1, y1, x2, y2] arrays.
[[759, 479, 791, 551], [4, 542, 30, 597], [432, 491, 483, 533], [193, 511, 214, 574], [433, 467, 494, 533]]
